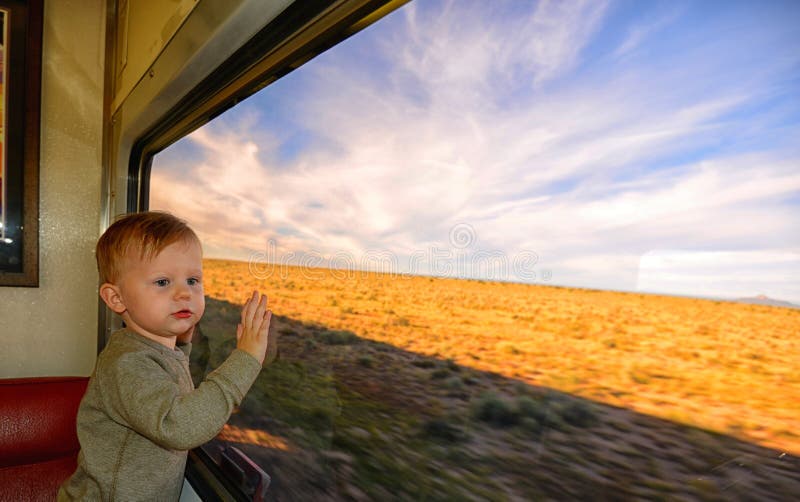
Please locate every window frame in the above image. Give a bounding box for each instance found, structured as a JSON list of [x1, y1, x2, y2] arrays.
[[128, 0, 409, 213]]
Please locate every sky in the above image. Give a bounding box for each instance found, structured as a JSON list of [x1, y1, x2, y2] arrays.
[[151, 0, 800, 303]]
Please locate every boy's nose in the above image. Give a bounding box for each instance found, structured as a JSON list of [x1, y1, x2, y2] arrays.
[[174, 284, 192, 300]]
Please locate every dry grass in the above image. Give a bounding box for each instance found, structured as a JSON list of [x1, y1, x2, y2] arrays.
[[203, 258, 799, 453]]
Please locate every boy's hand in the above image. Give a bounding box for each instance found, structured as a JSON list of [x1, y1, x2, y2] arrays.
[[236, 291, 272, 364]]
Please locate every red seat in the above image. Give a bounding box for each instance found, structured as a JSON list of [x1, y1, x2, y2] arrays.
[[0, 377, 88, 502]]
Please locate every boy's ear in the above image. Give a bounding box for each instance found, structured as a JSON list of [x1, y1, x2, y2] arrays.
[[100, 283, 127, 314]]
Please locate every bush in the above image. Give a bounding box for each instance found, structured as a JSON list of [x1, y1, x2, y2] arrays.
[[357, 355, 374, 368], [560, 400, 597, 428], [472, 392, 519, 427], [308, 407, 335, 429], [517, 396, 546, 422], [422, 419, 465, 443], [394, 316, 411, 326], [541, 406, 566, 430], [317, 330, 360, 345], [411, 359, 436, 369], [431, 368, 450, 379], [520, 417, 542, 435], [445, 358, 461, 372], [444, 376, 464, 390], [461, 376, 478, 386]]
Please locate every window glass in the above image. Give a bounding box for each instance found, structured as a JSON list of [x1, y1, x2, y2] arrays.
[[151, 1, 800, 499]]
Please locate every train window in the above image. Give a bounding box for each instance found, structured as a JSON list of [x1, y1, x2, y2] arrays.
[[150, 1, 800, 499]]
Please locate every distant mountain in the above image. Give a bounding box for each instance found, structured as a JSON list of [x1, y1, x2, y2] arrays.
[[734, 294, 799, 309]]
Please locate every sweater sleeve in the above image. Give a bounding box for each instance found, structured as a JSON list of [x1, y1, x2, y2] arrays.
[[100, 349, 262, 450]]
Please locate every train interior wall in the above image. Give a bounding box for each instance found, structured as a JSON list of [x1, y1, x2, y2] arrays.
[[0, 0, 105, 378]]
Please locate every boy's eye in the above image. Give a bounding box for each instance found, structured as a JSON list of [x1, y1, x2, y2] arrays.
[[187, 277, 201, 286], [154, 279, 170, 287]]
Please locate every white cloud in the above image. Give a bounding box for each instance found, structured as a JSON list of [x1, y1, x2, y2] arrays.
[[393, 0, 609, 95], [612, 8, 681, 59], [638, 250, 800, 303], [150, 0, 800, 302]]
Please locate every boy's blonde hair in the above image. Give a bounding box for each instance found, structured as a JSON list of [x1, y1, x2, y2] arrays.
[[96, 211, 201, 283]]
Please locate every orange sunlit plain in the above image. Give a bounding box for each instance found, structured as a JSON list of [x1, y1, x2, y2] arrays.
[[193, 258, 800, 500]]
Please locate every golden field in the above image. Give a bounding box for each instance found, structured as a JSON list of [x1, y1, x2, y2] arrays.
[[194, 258, 800, 500]]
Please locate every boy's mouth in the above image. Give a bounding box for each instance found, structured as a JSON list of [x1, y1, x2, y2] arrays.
[[172, 309, 192, 319]]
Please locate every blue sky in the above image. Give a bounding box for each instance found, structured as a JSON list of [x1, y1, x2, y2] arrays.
[[151, 0, 800, 303]]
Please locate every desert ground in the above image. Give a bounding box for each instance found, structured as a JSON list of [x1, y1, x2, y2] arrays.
[[192, 258, 799, 501]]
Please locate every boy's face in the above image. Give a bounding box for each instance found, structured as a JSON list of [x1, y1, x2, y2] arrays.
[[106, 239, 205, 349]]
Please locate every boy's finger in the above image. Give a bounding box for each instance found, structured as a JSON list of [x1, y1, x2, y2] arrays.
[[241, 294, 254, 323], [260, 311, 272, 335], [256, 294, 268, 316], [257, 309, 271, 329], [250, 293, 267, 324], [253, 306, 270, 334], [243, 291, 259, 326]]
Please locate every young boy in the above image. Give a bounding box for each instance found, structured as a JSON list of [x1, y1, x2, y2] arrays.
[[59, 211, 272, 501]]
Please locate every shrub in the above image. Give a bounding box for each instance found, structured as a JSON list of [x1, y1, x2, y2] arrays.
[[472, 392, 519, 427], [444, 376, 464, 390], [357, 355, 374, 368], [520, 417, 542, 435], [308, 407, 335, 429], [517, 396, 546, 422], [461, 376, 478, 386], [412, 359, 436, 369], [445, 358, 461, 372], [431, 368, 450, 380], [560, 400, 597, 428], [394, 316, 411, 326], [422, 419, 465, 443], [317, 330, 360, 345], [541, 406, 566, 430], [498, 342, 522, 355]]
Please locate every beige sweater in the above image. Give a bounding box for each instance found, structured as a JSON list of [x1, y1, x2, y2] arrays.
[[58, 328, 262, 501]]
